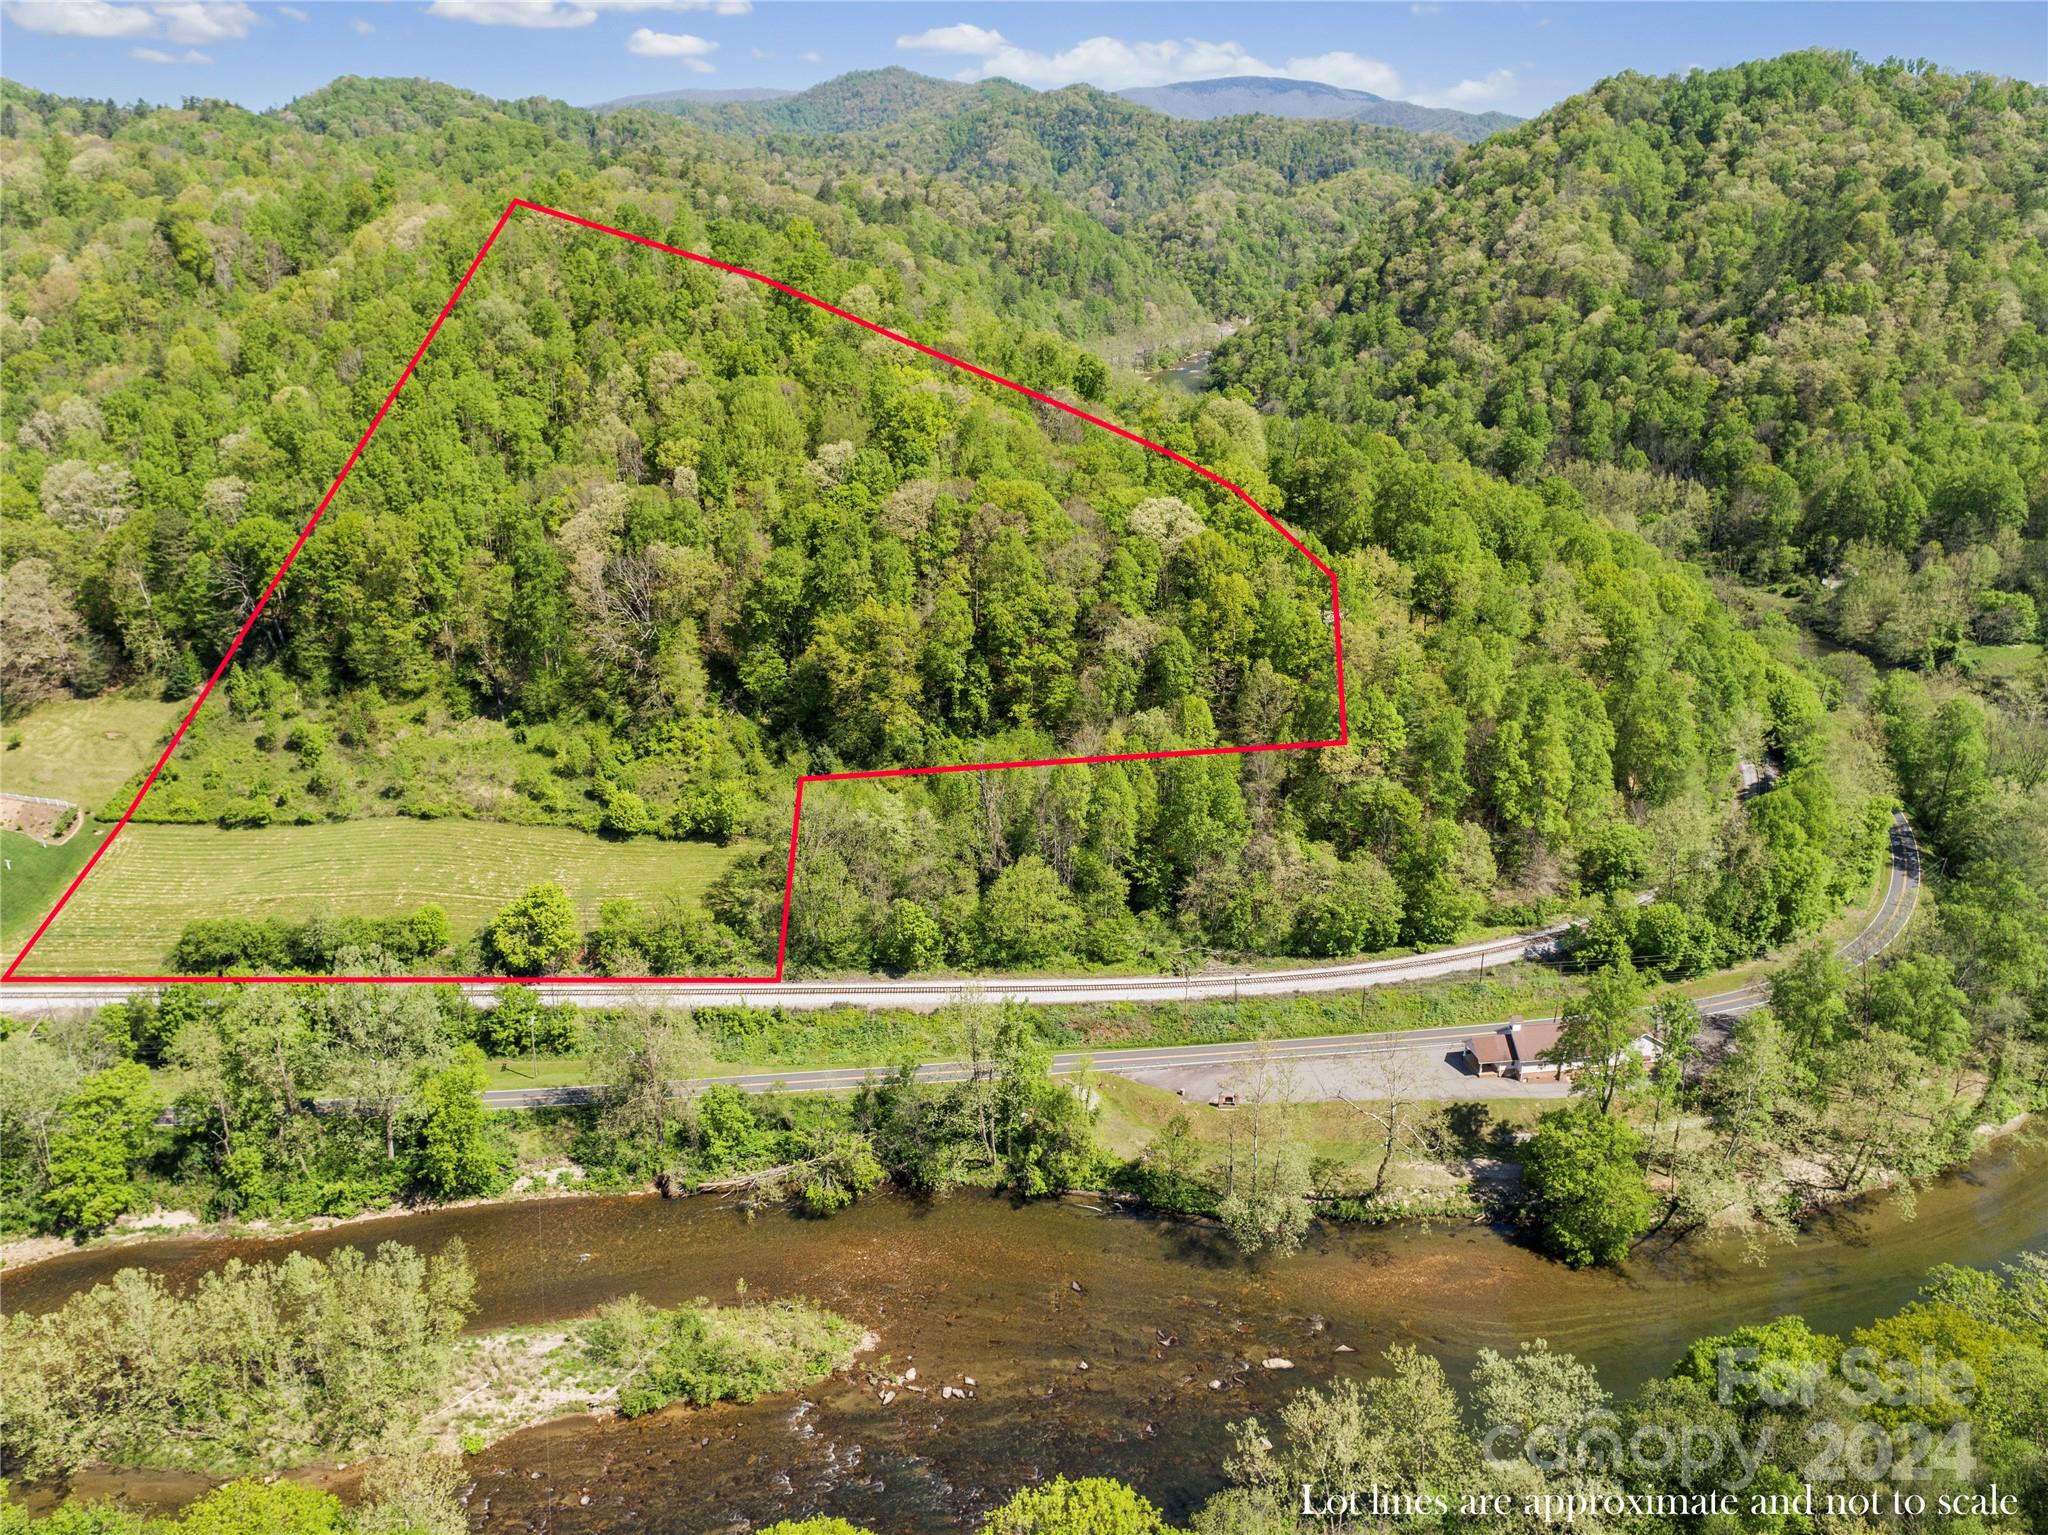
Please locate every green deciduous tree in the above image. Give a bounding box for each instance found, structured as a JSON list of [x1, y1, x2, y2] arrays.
[[487, 882, 581, 976], [879, 897, 947, 973], [1224, 1347, 1469, 1525], [587, 1008, 709, 1178], [1214, 1045, 1313, 1256], [1521, 1103, 1655, 1267], [1554, 958, 1647, 1114], [411, 1046, 501, 1200], [979, 1477, 1176, 1535], [41, 1062, 156, 1234], [978, 855, 1083, 967]]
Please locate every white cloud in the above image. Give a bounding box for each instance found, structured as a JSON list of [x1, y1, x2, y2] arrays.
[[1410, 3, 1441, 13], [748, 44, 769, 59], [155, 1, 255, 43], [895, 26, 1278, 90], [589, 0, 749, 10], [427, 0, 593, 25], [800, 48, 821, 63], [626, 24, 715, 69], [3, 0, 266, 47], [429, 0, 745, 24], [895, 26, 1410, 98], [352, 15, 372, 32], [1412, 67, 1517, 107], [2, 0, 155, 38], [277, 3, 306, 18], [1283, 50, 1401, 96], [895, 21, 1004, 56]]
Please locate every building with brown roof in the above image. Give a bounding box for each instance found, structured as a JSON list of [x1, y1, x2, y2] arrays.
[[1464, 1017, 1572, 1079], [1507, 1019, 1566, 1078], [1464, 1016, 1661, 1082], [1464, 1030, 1514, 1074]]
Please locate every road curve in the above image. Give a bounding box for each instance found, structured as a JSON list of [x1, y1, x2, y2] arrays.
[[1, 767, 1810, 1018], [2, 814, 1920, 1104], [476, 812, 1921, 1106]]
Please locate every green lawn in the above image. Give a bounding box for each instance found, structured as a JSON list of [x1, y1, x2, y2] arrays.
[[483, 1054, 611, 1090], [1090, 1073, 1546, 1163], [0, 693, 187, 808], [1, 825, 104, 959], [20, 819, 749, 975], [1957, 641, 2045, 691]]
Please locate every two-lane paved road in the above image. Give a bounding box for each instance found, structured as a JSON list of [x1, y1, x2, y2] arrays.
[[477, 812, 1921, 1106], [9, 813, 1919, 1105]]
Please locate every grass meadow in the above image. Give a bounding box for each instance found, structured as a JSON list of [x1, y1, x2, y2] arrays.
[[19, 819, 749, 975], [1, 826, 103, 959], [2, 694, 187, 960], [1, 694, 187, 808]]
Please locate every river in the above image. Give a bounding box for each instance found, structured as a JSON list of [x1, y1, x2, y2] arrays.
[[1147, 353, 1213, 394], [8, 1128, 2045, 1533]]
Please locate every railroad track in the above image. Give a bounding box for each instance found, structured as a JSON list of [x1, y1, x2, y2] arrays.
[[20, 813, 1922, 1109]]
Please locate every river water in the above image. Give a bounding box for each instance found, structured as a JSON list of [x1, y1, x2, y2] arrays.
[[8, 1129, 2045, 1533], [1147, 353, 1213, 394]]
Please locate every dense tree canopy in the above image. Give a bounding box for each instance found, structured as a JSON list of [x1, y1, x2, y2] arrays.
[[1, 69, 1886, 979], [1218, 53, 2047, 611]]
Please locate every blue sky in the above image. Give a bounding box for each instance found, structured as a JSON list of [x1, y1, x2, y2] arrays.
[[2, 1, 2042, 114]]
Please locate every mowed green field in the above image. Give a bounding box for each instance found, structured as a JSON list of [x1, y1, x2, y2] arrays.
[[1, 694, 187, 808], [1, 825, 104, 958], [18, 819, 750, 975]]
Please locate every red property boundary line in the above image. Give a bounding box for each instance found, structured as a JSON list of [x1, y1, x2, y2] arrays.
[[5, 199, 1349, 987]]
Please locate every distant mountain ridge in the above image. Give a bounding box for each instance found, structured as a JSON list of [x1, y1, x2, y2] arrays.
[[1119, 75, 1519, 140], [595, 67, 989, 131], [596, 67, 1516, 142], [603, 86, 793, 108], [588, 68, 1462, 317]]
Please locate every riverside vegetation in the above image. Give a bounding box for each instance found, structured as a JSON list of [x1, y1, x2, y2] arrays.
[[4, 798, 2041, 1265], [2, 1240, 861, 1532], [7, 1252, 2043, 1535]]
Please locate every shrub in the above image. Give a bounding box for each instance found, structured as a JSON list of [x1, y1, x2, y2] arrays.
[[472, 985, 582, 1056], [980, 1476, 1176, 1535], [1579, 822, 1651, 894], [598, 786, 654, 838], [878, 897, 946, 973], [578, 1295, 861, 1417], [180, 906, 451, 975], [175, 1481, 349, 1535], [171, 917, 292, 973]]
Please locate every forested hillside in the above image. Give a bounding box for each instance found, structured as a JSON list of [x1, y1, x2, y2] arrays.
[[3, 35, 2047, 1535], [611, 68, 1463, 318], [0, 73, 1896, 977], [1216, 52, 2048, 636], [615, 66, 991, 135]]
